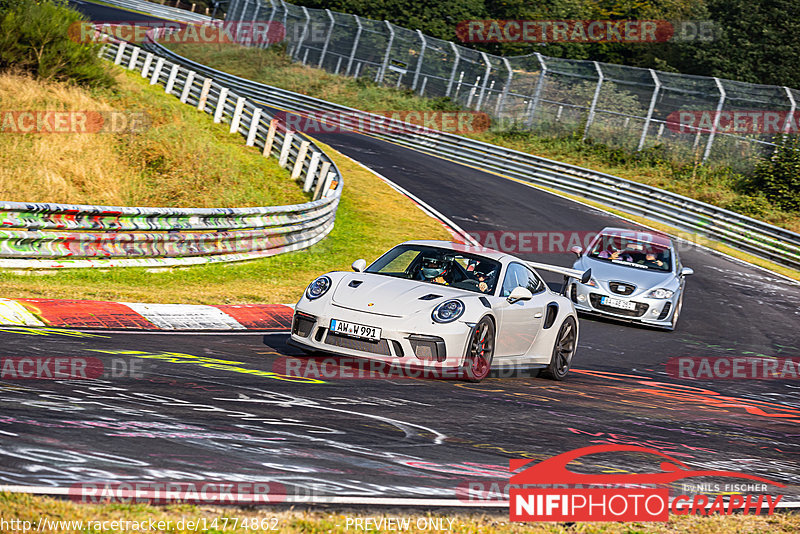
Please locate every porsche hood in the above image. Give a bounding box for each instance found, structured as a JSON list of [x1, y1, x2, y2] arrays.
[[330, 273, 470, 316]]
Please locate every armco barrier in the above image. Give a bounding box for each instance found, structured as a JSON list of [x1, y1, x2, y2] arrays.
[[0, 36, 343, 269], [143, 32, 800, 272]]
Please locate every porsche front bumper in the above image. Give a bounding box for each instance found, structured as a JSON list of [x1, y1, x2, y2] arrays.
[[289, 304, 474, 371]]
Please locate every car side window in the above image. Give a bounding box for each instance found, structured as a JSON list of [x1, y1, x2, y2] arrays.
[[501, 263, 542, 297]]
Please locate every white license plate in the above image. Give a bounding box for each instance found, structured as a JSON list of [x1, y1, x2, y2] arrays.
[[600, 296, 637, 311], [329, 319, 381, 341]]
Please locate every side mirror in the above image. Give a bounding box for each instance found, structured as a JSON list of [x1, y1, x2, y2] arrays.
[[570, 246, 583, 257], [680, 267, 694, 276], [507, 286, 533, 304], [580, 268, 592, 284], [352, 259, 367, 272]]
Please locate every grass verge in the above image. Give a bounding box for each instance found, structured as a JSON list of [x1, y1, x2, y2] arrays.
[[162, 42, 800, 234], [0, 137, 451, 304], [3, 492, 799, 533], [0, 69, 303, 208]]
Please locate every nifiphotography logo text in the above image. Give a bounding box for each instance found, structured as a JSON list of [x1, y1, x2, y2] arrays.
[[508, 445, 785, 522]]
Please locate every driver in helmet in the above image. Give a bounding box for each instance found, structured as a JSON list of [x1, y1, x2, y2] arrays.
[[472, 263, 496, 293], [421, 256, 450, 285]]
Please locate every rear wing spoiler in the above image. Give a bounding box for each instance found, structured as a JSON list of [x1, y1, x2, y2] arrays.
[[526, 261, 592, 284]]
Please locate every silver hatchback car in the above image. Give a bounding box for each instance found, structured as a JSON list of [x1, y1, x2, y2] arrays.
[[566, 227, 693, 330]]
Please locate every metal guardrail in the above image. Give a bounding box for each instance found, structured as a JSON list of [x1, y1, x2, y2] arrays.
[[145, 31, 800, 271], [94, 0, 214, 22], [0, 36, 343, 269]]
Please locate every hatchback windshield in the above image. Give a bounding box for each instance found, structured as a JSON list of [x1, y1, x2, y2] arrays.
[[366, 245, 502, 294], [588, 235, 672, 272]]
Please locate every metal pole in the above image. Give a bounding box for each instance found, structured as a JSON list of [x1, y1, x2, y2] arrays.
[[495, 57, 513, 116], [476, 52, 491, 111], [445, 41, 460, 97], [346, 14, 362, 76], [411, 29, 427, 91], [782, 86, 796, 134], [637, 69, 661, 151], [526, 53, 547, 127], [318, 9, 335, 67], [280, 0, 288, 42], [702, 77, 726, 162], [262, 0, 275, 49], [583, 61, 604, 140], [294, 6, 310, 60], [378, 20, 394, 84], [238, 0, 248, 23], [248, 3, 259, 47]]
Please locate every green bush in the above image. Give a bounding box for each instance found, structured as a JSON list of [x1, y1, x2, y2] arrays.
[[751, 135, 800, 213], [0, 0, 113, 87]]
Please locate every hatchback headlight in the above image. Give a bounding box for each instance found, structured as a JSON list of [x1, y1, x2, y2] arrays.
[[432, 299, 465, 323], [648, 288, 674, 299], [306, 276, 332, 300]]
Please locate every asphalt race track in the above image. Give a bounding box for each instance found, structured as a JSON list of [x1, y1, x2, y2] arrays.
[[3, 0, 799, 506]]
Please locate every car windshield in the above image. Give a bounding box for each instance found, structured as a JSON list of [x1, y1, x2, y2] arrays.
[[588, 235, 672, 272], [366, 245, 502, 294]]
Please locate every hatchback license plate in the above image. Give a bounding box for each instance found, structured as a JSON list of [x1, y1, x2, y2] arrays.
[[600, 296, 637, 311]]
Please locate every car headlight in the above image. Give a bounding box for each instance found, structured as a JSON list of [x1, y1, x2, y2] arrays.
[[432, 299, 465, 323], [648, 288, 674, 299], [305, 275, 332, 300]]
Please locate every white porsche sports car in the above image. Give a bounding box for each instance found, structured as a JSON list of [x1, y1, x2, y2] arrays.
[[289, 240, 591, 382]]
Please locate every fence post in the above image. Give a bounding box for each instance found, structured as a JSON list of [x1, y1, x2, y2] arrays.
[[475, 52, 491, 111], [526, 53, 547, 127], [294, 6, 310, 60], [314, 161, 331, 199], [318, 9, 335, 67], [149, 57, 164, 85], [495, 57, 513, 116], [278, 131, 294, 167], [702, 77, 726, 162], [246, 107, 262, 146], [214, 87, 229, 123], [248, 2, 259, 47], [303, 151, 322, 192], [238, 0, 249, 24], [141, 53, 154, 78], [261, 0, 276, 49], [127, 47, 140, 70], [346, 15, 362, 76], [445, 41, 461, 97], [292, 140, 310, 179], [411, 29, 427, 92], [197, 77, 212, 111], [180, 71, 196, 103], [263, 118, 279, 156], [165, 64, 179, 94], [230, 97, 246, 133], [114, 41, 126, 65], [782, 87, 796, 135], [637, 69, 661, 151], [378, 20, 394, 84], [583, 61, 604, 140]]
